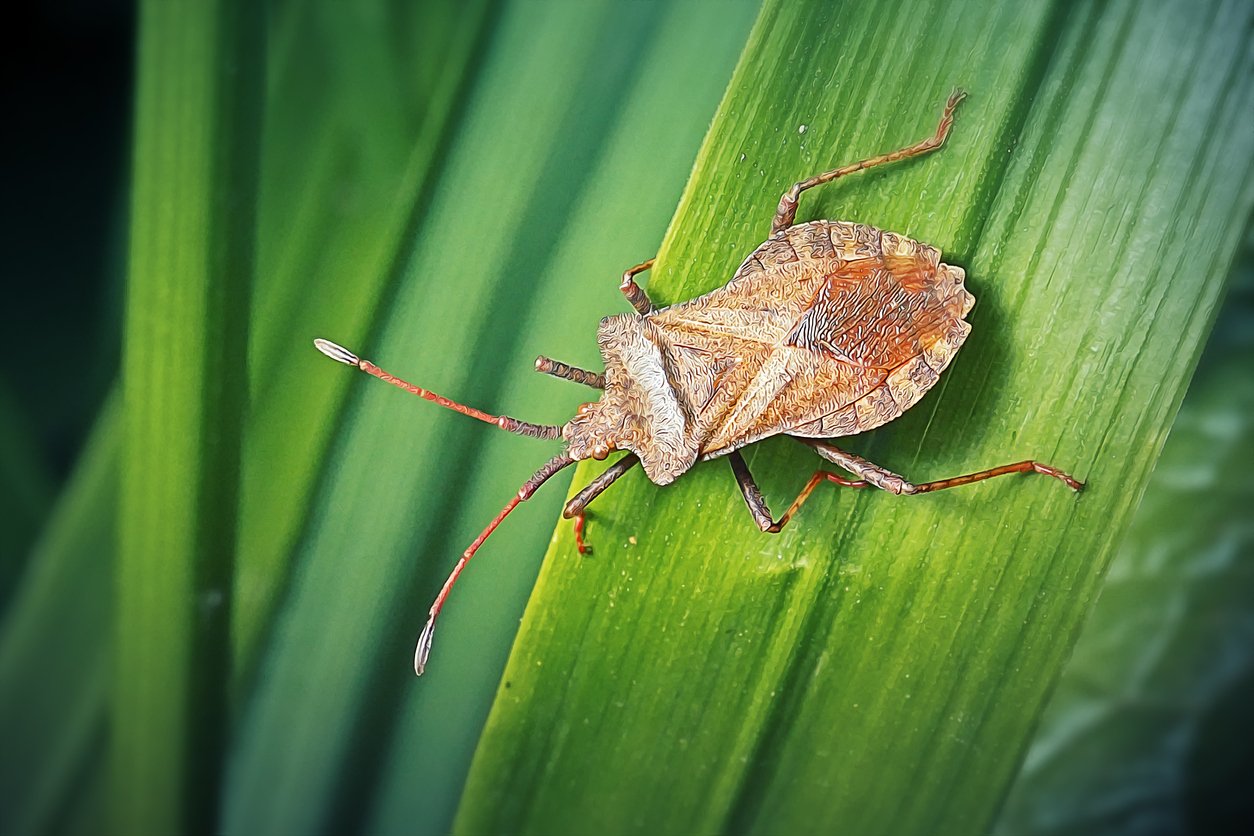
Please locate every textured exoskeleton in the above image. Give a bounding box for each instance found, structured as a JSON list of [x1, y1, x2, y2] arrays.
[[566, 222, 974, 486]]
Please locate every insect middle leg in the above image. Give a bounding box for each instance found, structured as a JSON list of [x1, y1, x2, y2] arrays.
[[728, 450, 869, 533], [562, 452, 641, 553], [620, 258, 656, 315], [771, 89, 966, 235]]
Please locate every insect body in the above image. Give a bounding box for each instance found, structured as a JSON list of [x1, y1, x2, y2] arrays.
[[315, 89, 1082, 675], [566, 219, 973, 485]]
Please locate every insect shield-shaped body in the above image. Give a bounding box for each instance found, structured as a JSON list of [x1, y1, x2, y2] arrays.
[[565, 223, 973, 486], [315, 89, 1082, 675]]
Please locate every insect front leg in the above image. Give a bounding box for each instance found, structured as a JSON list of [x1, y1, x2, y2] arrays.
[[770, 89, 966, 235], [562, 453, 640, 554], [620, 258, 657, 315], [728, 450, 869, 534]]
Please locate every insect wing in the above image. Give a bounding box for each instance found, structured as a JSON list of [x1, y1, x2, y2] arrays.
[[652, 222, 973, 457]]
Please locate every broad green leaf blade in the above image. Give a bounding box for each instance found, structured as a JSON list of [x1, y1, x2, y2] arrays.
[[995, 236, 1254, 834], [0, 3, 488, 833], [224, 2, 757, 833], [115, 0, 263, 831], [0, 391, 118, 836], [457, 0, 1254, 833]]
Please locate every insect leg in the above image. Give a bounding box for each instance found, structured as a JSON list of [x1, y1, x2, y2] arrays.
[[620, 258, 657, 315], [729, 450, 868, 534], [799, 439, 1083, 495], [415, 451, 576, 675], [770, 89, 966, 235], [534, 355, 606, 389], [798, 440, 920, 494], [562, 453, 640, 554], [314, 338, 564, 440], [897, 461, 1084, 493]]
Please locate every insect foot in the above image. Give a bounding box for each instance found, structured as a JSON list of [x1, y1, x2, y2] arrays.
[[315, 88, 1086, 676]]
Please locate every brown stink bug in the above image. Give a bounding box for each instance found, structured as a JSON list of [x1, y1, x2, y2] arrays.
[[315, 89, 1083, 675]]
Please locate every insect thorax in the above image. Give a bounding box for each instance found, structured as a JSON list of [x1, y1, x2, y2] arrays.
[[564, 314, 698, 485]]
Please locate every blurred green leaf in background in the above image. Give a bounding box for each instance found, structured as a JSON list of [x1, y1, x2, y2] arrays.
[[0, 0, 1252, 834]]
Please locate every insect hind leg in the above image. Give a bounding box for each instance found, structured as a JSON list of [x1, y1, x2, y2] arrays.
[[799, 439, 1083, 495], [770, 89, 965, 235], [731, 438, 1082, 536], [798, 440, 917, 494]]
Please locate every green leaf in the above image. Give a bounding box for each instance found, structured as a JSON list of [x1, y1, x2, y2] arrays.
[[0, 3, 493, 832], [995, 233, 1254, 834], [456, 0, 1254, 833], [234, 0, 493, 682], [0, 376, 56, 608], [7, 0, 1249, 831], [114, 0, 263, 831], [0, 391, 117, 836], [223, 2, 759, 835]]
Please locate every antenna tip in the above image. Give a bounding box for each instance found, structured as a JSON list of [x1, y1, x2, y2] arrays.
[[314, 338, 359, 366], [414, 616, 437, 676]]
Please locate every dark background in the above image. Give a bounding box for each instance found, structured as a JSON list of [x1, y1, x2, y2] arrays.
[[3, 0, 132, 482], [1, 0, 131, 606]]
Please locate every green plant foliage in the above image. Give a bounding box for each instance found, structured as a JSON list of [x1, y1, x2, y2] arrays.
[[222, 2, 758, 835], [0, 393, 117, 836], [996, 233, 1254, 834], [3, 0, 1252, 833], [234, 0, 493, 680], [456, 0, 1254, 833], [0, 1, 756, 832], [115, 0, 264, 831], [0, 379, 56, 608], [0, 2, 496, 832]]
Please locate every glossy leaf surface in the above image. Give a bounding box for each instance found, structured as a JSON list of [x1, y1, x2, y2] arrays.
[[996, 234, 1254, 835], [457, 0, 1254, 833]]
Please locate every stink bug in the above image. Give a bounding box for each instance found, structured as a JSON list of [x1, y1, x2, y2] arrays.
[[315, 89, 1083, 676]]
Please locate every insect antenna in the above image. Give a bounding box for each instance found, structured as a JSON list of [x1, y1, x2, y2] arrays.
[[314, 338, 564, 440], [415, 451, 576, 675]]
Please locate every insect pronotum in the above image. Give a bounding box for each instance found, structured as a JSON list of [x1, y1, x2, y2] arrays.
[[315, 89, 1083, 675]]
